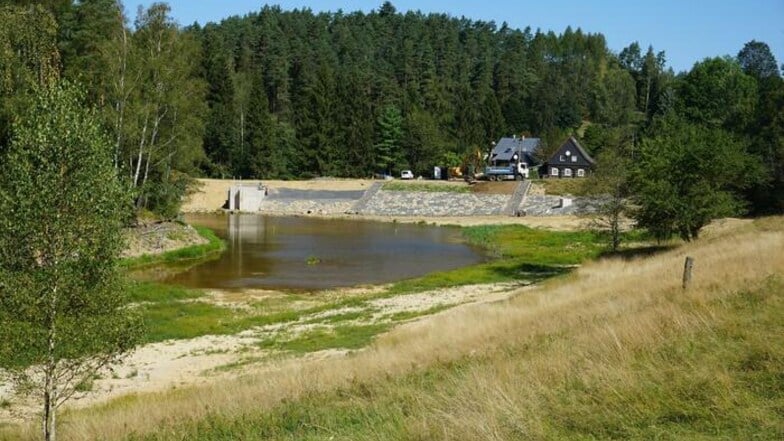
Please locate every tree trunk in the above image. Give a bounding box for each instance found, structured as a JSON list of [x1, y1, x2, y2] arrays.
[[133, 114, 149, 187], [113, 22, 129, 171], [43, 367, 56, 441], [43, 283, 58, 441]]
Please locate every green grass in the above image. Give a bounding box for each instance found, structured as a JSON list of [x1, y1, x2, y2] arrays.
[[120, 226, 225, 270], [257, 323, 391, 354], [382, 181, 470, 193], [386, 225, 610, 295], [533, 178, 598, 196], [385, 304, 452, 321], [127, 281, 203, 303], [129, 277, 784, 441]]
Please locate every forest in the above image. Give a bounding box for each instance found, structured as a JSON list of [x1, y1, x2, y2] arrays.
[[1, 1, 783, 219]]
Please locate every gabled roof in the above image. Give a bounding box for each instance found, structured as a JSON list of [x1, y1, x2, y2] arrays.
[[490, 137, 541, 162], [549, 136, 596, 165]]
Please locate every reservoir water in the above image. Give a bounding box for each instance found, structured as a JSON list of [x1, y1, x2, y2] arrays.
[[164, 214, 482, 290]]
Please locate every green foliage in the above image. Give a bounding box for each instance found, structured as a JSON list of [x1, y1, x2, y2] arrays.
[[632, 115, 763, 241], [0, 82, 141, 438], [678, 57, 758, 130], [589, 147, 633, 251], [746, 75, 784, 214], [0, 5, 60, 143], [374, 105, 404, 174], [737, 40, 781, 79]]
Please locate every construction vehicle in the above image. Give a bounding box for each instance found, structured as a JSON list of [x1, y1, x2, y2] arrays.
[[484, 136, 538, 181], [448, 149, 485, 181], [485, 161, 529, 181]]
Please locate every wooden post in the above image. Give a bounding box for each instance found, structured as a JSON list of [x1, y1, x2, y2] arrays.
[[682, 256, 695, 289]]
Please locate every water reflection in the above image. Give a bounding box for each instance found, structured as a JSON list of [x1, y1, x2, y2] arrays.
[[164, 214, 482, 290]]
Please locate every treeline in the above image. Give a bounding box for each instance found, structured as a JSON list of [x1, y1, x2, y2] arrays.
[[195, 3, 654, 178], [1, 1, 782, 220]]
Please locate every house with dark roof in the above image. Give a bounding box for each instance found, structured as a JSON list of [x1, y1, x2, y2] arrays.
[[489, 136, 541, 167], [485, 136, 542, 180], [544, 137, 596, 178]]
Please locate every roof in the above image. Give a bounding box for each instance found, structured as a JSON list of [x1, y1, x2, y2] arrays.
[[490, 137, 541, 162], [548, 136, 596, 165]]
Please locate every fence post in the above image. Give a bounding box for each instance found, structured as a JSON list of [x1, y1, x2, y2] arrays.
[[682, 256, 695, 289]]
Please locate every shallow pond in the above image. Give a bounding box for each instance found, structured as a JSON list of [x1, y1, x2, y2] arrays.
[[163, 214, 483, 290]]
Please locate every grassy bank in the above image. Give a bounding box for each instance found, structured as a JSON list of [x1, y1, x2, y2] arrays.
[[11, 217, 778, 440], [130, 276, 784, 440], [382, 181, 470, 193], [387, 225, 644, 294], [533, 177, 597, 196], [120, 225, 225, 270]]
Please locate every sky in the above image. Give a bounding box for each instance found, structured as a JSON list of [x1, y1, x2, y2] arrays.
[[132, 0, 784, 73]]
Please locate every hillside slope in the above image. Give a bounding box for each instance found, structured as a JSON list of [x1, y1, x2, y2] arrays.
[[5, 218, 783, 440]]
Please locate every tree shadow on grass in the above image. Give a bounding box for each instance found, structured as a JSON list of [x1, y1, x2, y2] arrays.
[[599, 245, 676, 261], [489, 262, 572, 281]]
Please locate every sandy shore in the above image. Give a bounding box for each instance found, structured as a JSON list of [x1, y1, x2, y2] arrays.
[[0, 281, 525, 424]]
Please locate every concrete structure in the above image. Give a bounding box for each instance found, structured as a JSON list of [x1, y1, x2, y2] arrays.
[[228, 184, 267, 212]]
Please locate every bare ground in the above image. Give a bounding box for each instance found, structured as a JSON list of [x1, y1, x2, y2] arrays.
[[122, 221, 207, 259], [0, 281, 526, 425]]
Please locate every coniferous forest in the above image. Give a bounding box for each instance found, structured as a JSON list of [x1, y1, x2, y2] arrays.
[[1, 1, 783, 218]]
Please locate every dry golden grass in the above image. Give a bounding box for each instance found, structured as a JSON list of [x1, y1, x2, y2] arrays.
[[4, 217, 783, 440]]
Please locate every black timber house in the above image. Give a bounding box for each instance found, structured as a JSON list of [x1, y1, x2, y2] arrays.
[[544, 136, 595, 178]]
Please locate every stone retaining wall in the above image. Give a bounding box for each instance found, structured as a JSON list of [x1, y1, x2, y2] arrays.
[[519, 195, 605, 216], [261, 199, 356, 215], [358, 190, 509, 216]]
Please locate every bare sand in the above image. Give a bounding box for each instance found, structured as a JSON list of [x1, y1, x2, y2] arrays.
[[0, 281, 526, 424]]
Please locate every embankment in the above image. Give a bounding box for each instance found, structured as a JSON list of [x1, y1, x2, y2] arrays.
[[182, 178, 604, 223]]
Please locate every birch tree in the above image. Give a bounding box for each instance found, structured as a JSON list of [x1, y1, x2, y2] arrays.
[[0, 83, 141, 441]]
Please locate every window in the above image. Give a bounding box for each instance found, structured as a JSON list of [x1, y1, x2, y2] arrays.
[[577, 169, 585, 177], [551, 167, 559, 177], [572, 155, 578, 163], [559, 155, 565, 162], [564, 168, 572, 177]]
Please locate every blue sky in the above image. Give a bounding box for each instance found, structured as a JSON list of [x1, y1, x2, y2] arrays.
[[131, 1, 783, 73]]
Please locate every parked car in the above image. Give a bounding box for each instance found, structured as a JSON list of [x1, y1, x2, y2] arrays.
[[400, 170, 414, 180]]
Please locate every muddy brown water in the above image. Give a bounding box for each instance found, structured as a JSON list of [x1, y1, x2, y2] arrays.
[[162, 214, 483, 290]]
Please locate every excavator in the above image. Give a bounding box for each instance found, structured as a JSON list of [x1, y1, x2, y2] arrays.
[[448, 149, 485, 181]]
